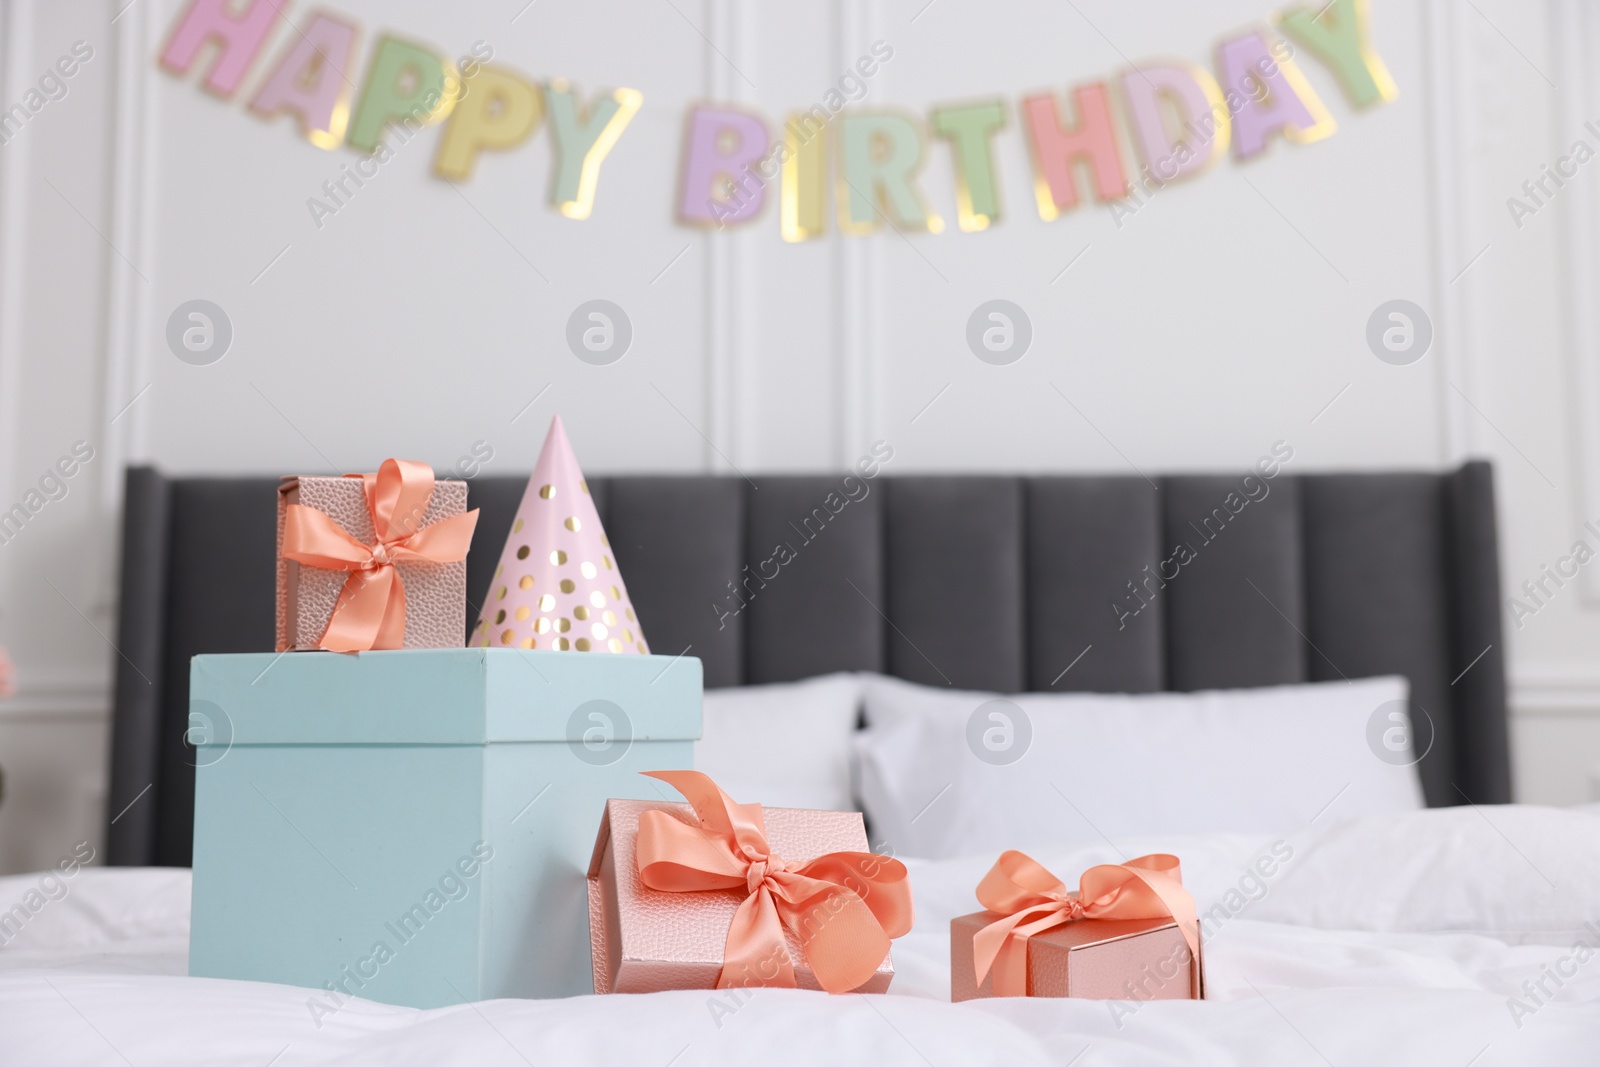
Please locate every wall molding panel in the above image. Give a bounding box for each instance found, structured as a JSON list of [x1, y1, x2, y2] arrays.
[[1421, 0, 1474, 464], [0, 0, 32, 594], [1551, 0, 1600, 605]]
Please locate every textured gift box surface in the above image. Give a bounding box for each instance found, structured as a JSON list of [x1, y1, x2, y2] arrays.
[[188, 648, 701, 1007], [588, 800, 895, 994], [950, 911, 1201, 1001], [276, 475, 470, 651]]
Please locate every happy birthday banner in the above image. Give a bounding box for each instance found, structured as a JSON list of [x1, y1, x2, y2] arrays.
[[159, 0, 1397, 238]]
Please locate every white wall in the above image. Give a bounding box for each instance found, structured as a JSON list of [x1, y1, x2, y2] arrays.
[[0, 0, 1596, 873]]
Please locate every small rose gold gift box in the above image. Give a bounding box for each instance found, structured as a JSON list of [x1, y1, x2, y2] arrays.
[[587, 798, 895, 994], [275, 474, 470, 652], [950, 912, 1204, 1001]]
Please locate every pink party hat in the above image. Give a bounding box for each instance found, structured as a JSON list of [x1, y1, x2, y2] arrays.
[[472, 416, 649, 654]]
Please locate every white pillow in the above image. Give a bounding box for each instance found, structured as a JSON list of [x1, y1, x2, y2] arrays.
[[0, 867, 191, 950], [855, 674, 1425, 861], [695, 673, 863, 811], [1250, 804, 1600, 944]]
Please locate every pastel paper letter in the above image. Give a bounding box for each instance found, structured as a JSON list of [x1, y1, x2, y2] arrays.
[[781, 112, 827, 242], [838, 113, 942, 234], [1119, 65, 1230, 183], [678, 106, 771, 226], [1022, 83, 1128, 219], [547, 82, 643, 220], [248, 12, 358, 150], [434, 66, 544, 180], [1275, 0, 1399, 108], [1216, 31, 1337, 160], [159, 0, 283, 97], [931, 101, 1007, 231], [347, 36, 457, 154]]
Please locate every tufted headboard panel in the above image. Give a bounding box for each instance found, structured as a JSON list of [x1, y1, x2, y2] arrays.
[[106, 462, 1510, 866]]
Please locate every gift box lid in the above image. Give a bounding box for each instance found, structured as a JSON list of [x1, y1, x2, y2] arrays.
[[953, 910, 1184, 948], [190, 647, 703, 746]]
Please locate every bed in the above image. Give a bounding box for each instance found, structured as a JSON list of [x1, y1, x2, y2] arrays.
[[6, 806, 1600, 1065], [9, 460, 1585, 1066]]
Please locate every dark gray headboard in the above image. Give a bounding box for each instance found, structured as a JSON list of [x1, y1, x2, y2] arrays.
[[107, 462, 1510, 867]]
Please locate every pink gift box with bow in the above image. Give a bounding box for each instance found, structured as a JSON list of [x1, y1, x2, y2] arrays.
[[275, 459, 477, 652], [950, 850, 1205, 1002], [587, 771, 912, 995]]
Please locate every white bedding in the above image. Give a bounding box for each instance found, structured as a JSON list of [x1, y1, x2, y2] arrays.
[[3, 805, 1598, 1065]]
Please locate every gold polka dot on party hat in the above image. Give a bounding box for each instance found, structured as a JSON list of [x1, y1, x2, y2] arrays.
[[495, 609, 506, 624], [552, 636, 569, 650], [550, 549, 567, 565], [574, 605, 589, 621], [538, 594, 555, 611], [520, 637, 535, 649], [608, 638, 622, 653], [516, 545, 530, 560], [626, 608, 635, 622], [512, 518, 523, 533], [602, 555, 613, 570], [501, 629, 515, 644], [610, 585, 621, 600], [534, 617, 551, 634], [495, 564, 503, 578], [519, 575, 534, 590], [515, 606, 530, 621], [580, 481, 589, 495], [497, 586, 508, 600], [602, 610, 616, 626], [623, 629, 634, 644], [592, 623, 608, 640], [565, 516, 581, 532], [590, 591, 605, 608], [575, 637, 591, 651], [600, 534, 609, 548], [556, 617, 571, 632], [539, 484, 556, 499], [580, 562, 597, 579], [560, 579, 576, 594]]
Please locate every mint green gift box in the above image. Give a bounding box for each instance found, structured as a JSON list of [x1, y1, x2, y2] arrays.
[[187, 648, 701, 1008]]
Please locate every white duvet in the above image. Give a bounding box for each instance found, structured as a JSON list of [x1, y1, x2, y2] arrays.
[[3, 804, 1599, 1065]]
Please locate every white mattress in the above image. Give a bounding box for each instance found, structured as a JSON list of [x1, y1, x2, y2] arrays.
[[4, 804, 1599, 1065]]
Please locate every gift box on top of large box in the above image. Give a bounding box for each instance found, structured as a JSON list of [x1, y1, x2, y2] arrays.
[[950, 851, 1204, 1002], [277, 458, 478, 652], [189, 418, 700, 1009], [588, 771, 913, 995]]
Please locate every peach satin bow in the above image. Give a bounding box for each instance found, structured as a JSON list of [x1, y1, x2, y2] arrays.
[[971, 850, 1199, 997], [281, 459, 478, 652], [635, 770, 914, 993]]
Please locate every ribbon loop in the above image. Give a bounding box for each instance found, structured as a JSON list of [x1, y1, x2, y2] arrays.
[[635, 770, 913, 994], [281, 461, 479, 651], [971, 850, 1199, 997]]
